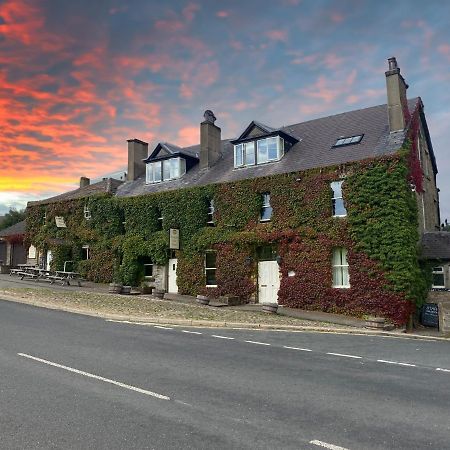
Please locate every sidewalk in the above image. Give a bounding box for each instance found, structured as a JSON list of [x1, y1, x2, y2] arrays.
[[0, 274, 445, 340]]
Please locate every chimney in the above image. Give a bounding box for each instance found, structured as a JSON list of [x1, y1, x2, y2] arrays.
[[385, 57, 409, 132], [200, 110, 221, 170], [80, 177, 90, 188], [127, 138, 148, 181]]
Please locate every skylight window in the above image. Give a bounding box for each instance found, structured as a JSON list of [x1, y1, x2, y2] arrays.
[[333, 135, 363, 147]]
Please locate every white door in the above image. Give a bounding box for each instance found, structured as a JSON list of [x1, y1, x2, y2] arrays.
[[258, 261, 280, 304], [168, 258, 178, 293], [46, 250, 53, 271]]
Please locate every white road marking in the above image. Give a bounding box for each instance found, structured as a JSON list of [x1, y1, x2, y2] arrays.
[[310, 440, 349, 450], [154, 326, 173, 330], [17, 353, 170, 400], [211, 335, 235, 340], [326, 352, 362, 359], [244, 340, 271, 346], [436, 368, 450, 373], [283, 346, 312, 352], [377, 359, 416, 367], [181, 330, 202, 335]]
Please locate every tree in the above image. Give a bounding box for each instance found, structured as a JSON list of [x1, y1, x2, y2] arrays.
[[0, 208, 26, 231], [442, 219, 450, 232]]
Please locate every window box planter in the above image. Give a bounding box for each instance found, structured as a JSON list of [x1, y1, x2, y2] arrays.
[[153, 289, 165, 299], [262, 303, 278, 314], [108, 282, 123, 294], [196, 295, 210, 306]]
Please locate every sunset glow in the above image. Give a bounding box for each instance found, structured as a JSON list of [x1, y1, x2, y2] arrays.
[[0, 0, 449, 219]]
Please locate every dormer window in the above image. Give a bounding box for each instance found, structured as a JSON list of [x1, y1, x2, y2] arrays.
[[146, 157, 186, 184], [234, 136, 284, 168]]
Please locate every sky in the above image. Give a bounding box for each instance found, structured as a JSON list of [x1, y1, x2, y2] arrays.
[[0, 0, 449, 221]]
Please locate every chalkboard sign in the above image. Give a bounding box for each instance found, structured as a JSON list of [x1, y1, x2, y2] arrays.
[[420, 303, 439, 328]]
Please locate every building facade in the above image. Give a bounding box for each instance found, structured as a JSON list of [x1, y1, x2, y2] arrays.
[[26, 57, 440, 325]]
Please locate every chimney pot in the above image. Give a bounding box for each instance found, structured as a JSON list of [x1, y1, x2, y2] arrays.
[[388, 57, 398, 71]]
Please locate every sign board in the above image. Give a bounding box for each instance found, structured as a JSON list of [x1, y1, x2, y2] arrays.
[[169, 228, 180, 250], [55, 216, 67, 228], [420, 303, 439, 328]]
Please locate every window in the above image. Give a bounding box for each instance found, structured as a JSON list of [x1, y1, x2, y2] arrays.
[[331, 181, 347, 217], [260, 193, 273, 222], [84, 205, 91, 220], [234, 136, 284, 168], [144, 263, 153, 278], [207, 199, 215, 226], [432, 266, 445, 289], [82, 245, 90, 260], [332, 248, 350, 288], [333, 135, 363, 147], [146, 158, 185, 184], [205, 251, 217, 286], [28, 245, 36, 259], [234, 142, 255, 167], [156, 209, 163, 230]]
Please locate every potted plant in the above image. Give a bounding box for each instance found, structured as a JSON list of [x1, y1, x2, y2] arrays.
[[108, 265, 123, 294], [121, 285, 132, 295], [153, 289, 165, 299]]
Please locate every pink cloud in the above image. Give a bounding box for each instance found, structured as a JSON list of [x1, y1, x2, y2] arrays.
[[179, 83, 194, 99], [265, 30, 288, 43], [216, 10, 230, 18], [330, 12, 345, 24], [177, 126, 199, 147], [182, 3, 200, 21]]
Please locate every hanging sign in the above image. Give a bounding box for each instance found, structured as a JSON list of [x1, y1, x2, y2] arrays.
[[169, 228, 180, 250], [55, 216, 67, 228]]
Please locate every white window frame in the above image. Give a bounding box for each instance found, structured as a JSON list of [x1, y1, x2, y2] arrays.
[[83, 205, 91, 220], [28, 245, 36, 259], [234, 136, 284, 168], [205, 251, 217, 287], [82, 245, 90, 260], [332, 248, 350, 288], [260, 193, 273, 222], [207, 199, 215, 226], [331, 180, 347, 217], [147, 158, 185, 184], [432, 266, 445, 289]]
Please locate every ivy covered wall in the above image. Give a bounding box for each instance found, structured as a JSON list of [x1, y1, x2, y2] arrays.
[[26, 149, 427, 325]]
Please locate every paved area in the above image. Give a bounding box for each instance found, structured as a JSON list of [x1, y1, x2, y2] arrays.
[[1, 299, 450, 449]]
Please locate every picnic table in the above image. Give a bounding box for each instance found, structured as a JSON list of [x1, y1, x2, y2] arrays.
[[9, 266, 83, 286]]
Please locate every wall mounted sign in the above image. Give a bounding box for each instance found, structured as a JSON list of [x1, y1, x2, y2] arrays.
[[169, 228, 180, 250], [55, 216, 67, 228]]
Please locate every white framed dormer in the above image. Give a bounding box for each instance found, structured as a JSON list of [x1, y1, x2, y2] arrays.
[[146, 157, 186, 184], [234, 136, 284, 169]]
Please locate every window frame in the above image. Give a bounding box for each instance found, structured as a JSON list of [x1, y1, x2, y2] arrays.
[[82, 245, 90, 260], [143, 263, 154, 279], [332, 247, 350, 288], [83, 205, 91, 220], [432, 266, 445, 289], [331, 180, 347, 217], [205, 250, 217, 287], [333, 134, 363, 148], [234, 136, 284, 168], [207, 199, 215, 226], [260, 193, 273, 222], [146, 158, 185, 184]]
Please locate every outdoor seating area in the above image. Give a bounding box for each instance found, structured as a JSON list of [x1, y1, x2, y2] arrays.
[[9, 263, 84, 286]]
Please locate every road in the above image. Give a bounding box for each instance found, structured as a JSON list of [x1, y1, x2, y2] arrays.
[[1, 299, 450, 449]]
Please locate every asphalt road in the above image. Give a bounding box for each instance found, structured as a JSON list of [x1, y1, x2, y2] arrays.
[[1, 299, 450, 450]]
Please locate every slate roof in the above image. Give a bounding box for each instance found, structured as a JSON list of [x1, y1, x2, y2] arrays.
[[421, 232, 450, 260], [28, 178, 123, 206], [117, 98, 420, 198], [0, 220, 26, 237]]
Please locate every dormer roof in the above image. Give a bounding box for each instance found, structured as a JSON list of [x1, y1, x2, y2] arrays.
[[230, 120, 300, 145], [144, 142, 199, 163]]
